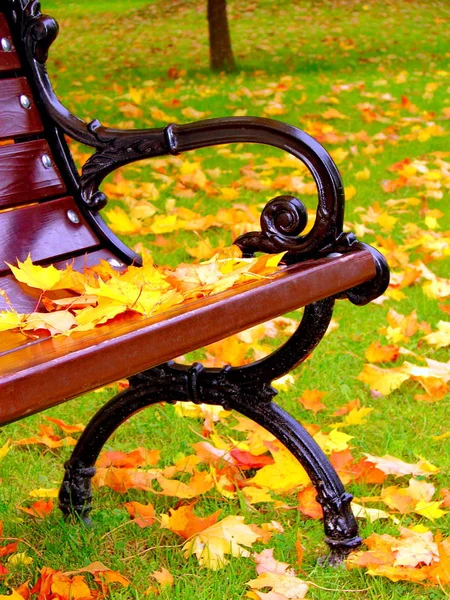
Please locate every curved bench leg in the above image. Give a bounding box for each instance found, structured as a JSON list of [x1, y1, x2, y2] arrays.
[[227, 396, 361, 564], [59, 360, 361, 564]]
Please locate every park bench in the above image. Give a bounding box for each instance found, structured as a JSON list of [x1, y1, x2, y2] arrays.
[[0, 0, 389, 564]]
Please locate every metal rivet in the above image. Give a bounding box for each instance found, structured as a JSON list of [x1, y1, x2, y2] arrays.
[[1, 38, 12, 52], [41, 154, 52, 168], [67, 209, 80, 224], [107, 258, 125, 268], [19, 94, 31, 110]]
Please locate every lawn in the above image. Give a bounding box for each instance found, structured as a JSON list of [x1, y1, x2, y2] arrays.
[[0, 0, 449, 598]]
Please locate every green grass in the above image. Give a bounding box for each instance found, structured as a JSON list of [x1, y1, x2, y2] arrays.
[[1, 0, 449, 598]]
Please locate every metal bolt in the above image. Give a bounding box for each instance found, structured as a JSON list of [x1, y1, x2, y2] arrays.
[[1, 38, 12, 52], [41, 154, 52, 168], [67, 209, 80, 224], [107, 258, 125, 268], [19, 94, 31, 110]]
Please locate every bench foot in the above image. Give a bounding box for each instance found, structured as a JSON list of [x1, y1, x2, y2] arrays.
[[59, 299, 361, 562]]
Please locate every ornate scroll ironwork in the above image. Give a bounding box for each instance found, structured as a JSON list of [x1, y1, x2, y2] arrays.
[[59, 299, 361, 564]]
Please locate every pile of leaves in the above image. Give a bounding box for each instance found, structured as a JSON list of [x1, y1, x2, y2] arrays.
[[0, 249, 284, 337]]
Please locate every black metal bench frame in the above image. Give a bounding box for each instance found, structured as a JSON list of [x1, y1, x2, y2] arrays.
[[1, 0, 389, 565]]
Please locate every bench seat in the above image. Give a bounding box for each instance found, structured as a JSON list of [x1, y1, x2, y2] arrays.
[[0, 249, 375, 426]]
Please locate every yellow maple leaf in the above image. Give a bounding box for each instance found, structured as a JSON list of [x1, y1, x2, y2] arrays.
[[183, 515, 261, 569], [0, 310, 24, 332], [424, 321, 450, 348], [357, 363, 410, 395], [247, 441, 310, 493]]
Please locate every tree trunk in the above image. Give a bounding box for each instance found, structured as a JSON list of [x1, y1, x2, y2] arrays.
[[207, 0, 236, 72]]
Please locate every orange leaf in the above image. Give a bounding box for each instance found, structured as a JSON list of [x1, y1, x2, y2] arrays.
[[17, 499, 53, 518], [150, 567, 174, 587], [297, 390, 327, 413], [365, 341, 400, 363], [161, 501, 221, 540], [297, 486, 323, 519], [0, 541, 18, 557], [155, 469, 214, 499], [96, 447, 160, 468], [44, 416, 84, 434], [92, 467, 158, 493], [124, 501, 155, 528]]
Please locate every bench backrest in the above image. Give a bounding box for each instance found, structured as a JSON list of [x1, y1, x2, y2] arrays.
[[0, 8, 126, 312]]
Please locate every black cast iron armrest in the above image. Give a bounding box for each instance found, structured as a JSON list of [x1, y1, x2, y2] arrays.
[[20, 3, 388, 305]]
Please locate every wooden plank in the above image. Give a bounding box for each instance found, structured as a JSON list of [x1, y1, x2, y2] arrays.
[[0, 139, 66, 208], [0, 78, 43, 139], [0, 250, 376, 425], [0, 197, 100, 274], [0, 249, 126, 313], [0, 14, 21, 72]]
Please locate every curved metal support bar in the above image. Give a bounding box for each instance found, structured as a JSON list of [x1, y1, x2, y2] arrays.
[[59, 362, 361, 562], [225, 299, 334, 386]]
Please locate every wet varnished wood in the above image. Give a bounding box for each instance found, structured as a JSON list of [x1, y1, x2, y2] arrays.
[[0, 78, 43, 139], [0, 250, 376, 425], [0, 14, 20, 72], [0, 196, 100, 273], [0, 139, 66, 208]]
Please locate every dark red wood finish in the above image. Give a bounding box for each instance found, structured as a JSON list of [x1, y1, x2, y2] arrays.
[[0, 196, 100, 273], [0, 78, 43, 139], [0, 14, 20, 72], [0, 139, 66, 208], [0, 250, 376, 425]]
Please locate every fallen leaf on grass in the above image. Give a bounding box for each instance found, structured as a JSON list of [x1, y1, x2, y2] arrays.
[[124, 501, 156, 528], [363, 454, 439, 477], [248, 549, 308, 599], [347, 526, 450, 585], [17, 499, 53, 518], [182, 515, 263, 570], [160, 501, 221, 539], [297, 390, 326, 413]]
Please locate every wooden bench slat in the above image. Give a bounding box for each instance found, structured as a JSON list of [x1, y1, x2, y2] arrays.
[[0, 77, 43, 139], [0, 139, 66, 208], [0, 197, 100, 273], [0, 249, 125, 313], [0, 14, 21, 72], [0, 250, 376, 425]]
